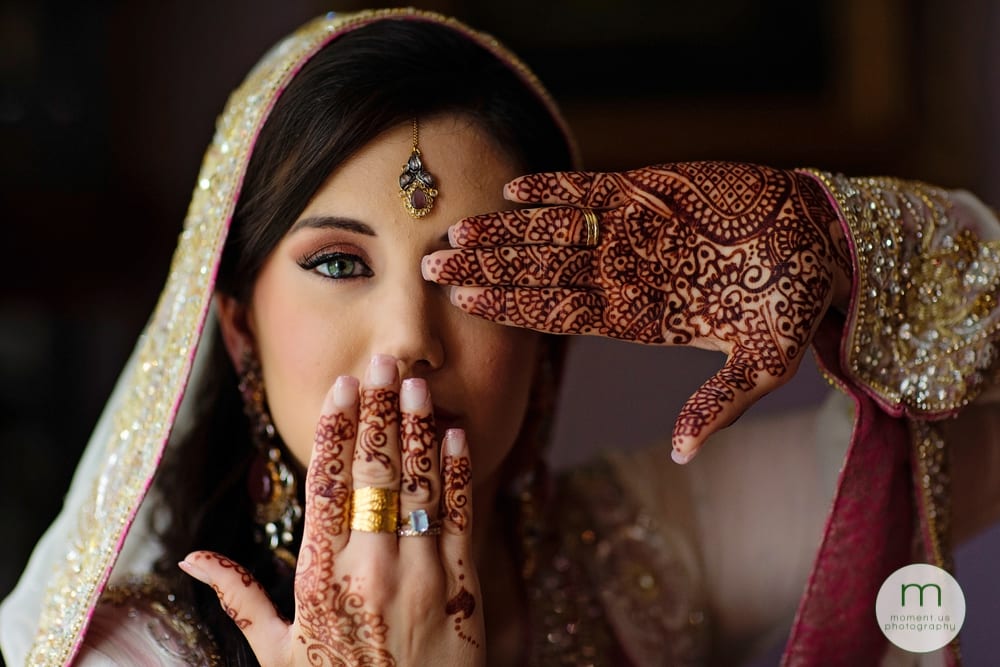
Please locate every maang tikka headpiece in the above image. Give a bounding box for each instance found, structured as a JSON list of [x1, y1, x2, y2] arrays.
[[399, 118, 438, 218]]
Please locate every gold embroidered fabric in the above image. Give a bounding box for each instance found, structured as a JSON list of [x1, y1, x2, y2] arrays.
[[524, 461, 708, 666], [802, 171, 1000, 416]]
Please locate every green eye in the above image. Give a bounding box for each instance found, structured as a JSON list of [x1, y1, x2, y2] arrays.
[[318, 256, 359, 278], [300, 252, 373, 279]]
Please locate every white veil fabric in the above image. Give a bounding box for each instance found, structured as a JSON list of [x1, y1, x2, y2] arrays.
[[0, 10, 577, 665]]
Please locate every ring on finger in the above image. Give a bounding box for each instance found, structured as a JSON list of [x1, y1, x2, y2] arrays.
[[350, 487, 399, 533], [581, 208, 600, 246], [396, 508, 442, 537]]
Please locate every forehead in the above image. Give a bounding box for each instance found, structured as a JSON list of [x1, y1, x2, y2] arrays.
[[299, 114, 521, 234]]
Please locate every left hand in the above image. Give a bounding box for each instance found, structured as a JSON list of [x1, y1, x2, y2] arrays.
[[422, 162, 852, 461]]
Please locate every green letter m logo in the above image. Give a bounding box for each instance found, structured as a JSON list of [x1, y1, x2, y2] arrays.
[[901, 583, 942, 607]]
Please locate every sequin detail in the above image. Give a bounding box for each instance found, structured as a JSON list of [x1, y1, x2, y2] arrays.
[[802, 170, 1000, 415], [523, 461, 708, 666]]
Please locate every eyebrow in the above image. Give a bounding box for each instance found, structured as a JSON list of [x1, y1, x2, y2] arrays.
[[290, 215, 376, 236], [291, 214, 450, 243]]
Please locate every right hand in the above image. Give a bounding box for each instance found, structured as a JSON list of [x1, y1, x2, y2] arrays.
[[423, 163, 852, 462], [179, 354, 484, 666]]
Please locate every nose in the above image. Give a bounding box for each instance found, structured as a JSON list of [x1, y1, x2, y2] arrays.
[[374, 277, 445, 378]]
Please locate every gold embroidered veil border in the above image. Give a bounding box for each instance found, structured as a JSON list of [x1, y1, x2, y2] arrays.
[[5, 10, 578, 665]]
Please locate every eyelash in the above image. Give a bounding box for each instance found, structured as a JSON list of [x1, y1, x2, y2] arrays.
[[297, 251, 373, 280]]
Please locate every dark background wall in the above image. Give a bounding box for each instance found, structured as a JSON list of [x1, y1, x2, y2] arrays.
[[1, 1, 997, 663]]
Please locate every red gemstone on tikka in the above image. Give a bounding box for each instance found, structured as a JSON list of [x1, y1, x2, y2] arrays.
[[411, 189, 427, 210]]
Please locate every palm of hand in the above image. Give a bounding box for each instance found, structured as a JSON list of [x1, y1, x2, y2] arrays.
[[425, 162, 849, 457]]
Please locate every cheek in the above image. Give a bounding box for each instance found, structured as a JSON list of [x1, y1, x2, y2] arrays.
[[250, 277, 364, 467], [457, 325, 542, 484]]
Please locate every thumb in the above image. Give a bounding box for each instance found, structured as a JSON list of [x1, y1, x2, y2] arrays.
[[671, 348, 781, 463], [179, 551, 291, 663]]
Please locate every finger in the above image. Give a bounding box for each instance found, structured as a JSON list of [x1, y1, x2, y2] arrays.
[[179, 551, 290, 662], [302, 375, 358, 559], [440, 429, 473, 540], [449, 286, 607, 335], [353, 354, 402, 488], [349, 354, 402, 549], [422, 246, 595, 288], [439, 430, 483, 649], [398, 377, 440, 555], [504, 171, 627, 208], [670, 347, 789, 463], [447, 206, 599, 248]]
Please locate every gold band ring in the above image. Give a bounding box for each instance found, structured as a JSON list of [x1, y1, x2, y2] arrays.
[[582, 208, 600, 246], [349, 487, 399, 533]]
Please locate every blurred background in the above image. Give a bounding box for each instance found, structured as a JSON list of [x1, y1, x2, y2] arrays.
[[1, 0, 997, 663]]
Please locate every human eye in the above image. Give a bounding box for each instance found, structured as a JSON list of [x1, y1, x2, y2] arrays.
[[297, 251, 373, 280]]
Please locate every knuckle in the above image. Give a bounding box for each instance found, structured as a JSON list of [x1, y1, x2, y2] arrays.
[[400, 476, 436, 506], [351, 462, 398, 487]]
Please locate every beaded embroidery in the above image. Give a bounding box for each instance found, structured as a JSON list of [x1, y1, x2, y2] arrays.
[[523, 460, 708, 666], [802, 171, 1000, 415]]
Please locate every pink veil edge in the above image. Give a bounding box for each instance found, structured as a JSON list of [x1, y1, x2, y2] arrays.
[[0, 10, 580, 666]]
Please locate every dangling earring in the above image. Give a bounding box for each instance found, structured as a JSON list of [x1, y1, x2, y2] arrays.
[[506, 341, 562, 579], [238, 350, 302, 571]]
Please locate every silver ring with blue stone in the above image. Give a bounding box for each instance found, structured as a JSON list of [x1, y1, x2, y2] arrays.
[[396, 508, 442, 537]]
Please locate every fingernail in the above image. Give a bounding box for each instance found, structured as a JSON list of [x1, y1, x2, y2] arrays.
[[178, 557, 211, 584], [447, 225, 458, 246], [671, 449, 694, 465], [368, 354, 397, 387], [420, 255, 437, 280], [401, 378, 429, 411], [333, 375, 358, 409], [444, 428, 465, 456]]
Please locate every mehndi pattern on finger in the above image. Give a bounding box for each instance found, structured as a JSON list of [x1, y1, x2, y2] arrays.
[[210, 583, 252, 630], [401, 412, 435, 496], [445, 560, 481, 648], [355, 389, 399, 472], [297, 412, 354, 617], [442, 453, 472, 532]]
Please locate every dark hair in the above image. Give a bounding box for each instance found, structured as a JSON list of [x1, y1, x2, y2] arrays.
[[217, 18, 573, 300], [153, 17, 573, 663]]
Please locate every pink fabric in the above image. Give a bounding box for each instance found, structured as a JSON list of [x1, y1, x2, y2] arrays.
[[781, 312, 914, 665]]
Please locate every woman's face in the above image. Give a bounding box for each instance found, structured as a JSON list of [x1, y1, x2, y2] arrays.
[[222, 115, 541, 487]]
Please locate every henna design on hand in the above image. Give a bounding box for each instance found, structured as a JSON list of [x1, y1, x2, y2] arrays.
[[355, 388, 398, 471], [297, 413, 353, 607], [445, 561, 480, 648], [442, 454, 471, 532], [189, 552, 261, 590], [296, 575, 395, 666], [401, 412, 435, 495], [211, 583, 252, 630], [295, 412, 398, 664], [431, 162, 850, 452]]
